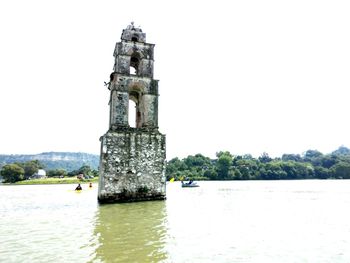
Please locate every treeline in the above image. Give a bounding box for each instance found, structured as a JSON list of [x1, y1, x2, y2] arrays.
[[0, 160, 98, 183], [3, 146, 350, 183], [166, 146, 350, 181]]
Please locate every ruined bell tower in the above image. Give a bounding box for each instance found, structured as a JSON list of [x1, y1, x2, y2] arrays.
[[98, 23, 166, 203]]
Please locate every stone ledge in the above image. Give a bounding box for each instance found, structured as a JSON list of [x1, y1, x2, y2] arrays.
[[109, 126, 161, 133]]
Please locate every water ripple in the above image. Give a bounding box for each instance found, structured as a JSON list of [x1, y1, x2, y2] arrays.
[[2, 181, 350, 262]]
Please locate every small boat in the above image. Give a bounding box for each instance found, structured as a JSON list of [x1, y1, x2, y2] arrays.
[[181, 181, 199, 188]]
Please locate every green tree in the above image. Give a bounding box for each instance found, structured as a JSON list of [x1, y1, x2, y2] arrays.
[[21, 160, 44, 179], [332, 146, 350, 156], [203, 169, 218, 180], [78, 165, 92, 175], [314, 166, 329, 179], [261, 162, 286, 180], [183, 154, 211, 167], [216, 151, 233, 159], [242, 154, 253, 160], [166, 157, 188, 179], [318, 155, 338, 169], [47, 169, 67, 178], [216, 153, 232, 180], [259, 152, 272, 163], [1, 164, 25, 183], [303, 150, 323, 162], [330, 162, 350, 179], [282, 154, 302, 162], [232, 168, 243, 180]]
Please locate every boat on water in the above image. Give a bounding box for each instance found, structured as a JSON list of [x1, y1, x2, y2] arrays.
[[181, 181, 200, 188]]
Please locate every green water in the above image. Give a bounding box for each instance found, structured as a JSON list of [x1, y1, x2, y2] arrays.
[[1, 180, 350, 262], [94, 201, 168, 262]]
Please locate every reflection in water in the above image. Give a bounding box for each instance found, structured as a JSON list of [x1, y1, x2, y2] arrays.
[[92, 201, 168, 262]]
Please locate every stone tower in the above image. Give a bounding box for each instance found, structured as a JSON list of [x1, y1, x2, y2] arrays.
[[98, 23, 166, 203]]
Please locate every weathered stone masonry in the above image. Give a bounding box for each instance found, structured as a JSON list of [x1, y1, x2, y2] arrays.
[[98, 23, 166, 203]]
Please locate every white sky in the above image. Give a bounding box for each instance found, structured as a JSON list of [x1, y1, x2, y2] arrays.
[[0, 0, 350, 159]]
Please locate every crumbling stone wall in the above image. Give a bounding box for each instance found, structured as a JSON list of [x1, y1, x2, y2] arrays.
[[98, 129, 166, 203]]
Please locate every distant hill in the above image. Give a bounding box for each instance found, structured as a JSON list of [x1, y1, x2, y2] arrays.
[[0, 152, 99, 172]]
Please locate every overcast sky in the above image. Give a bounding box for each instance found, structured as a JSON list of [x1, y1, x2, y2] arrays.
[[1, 0, 350, 159]]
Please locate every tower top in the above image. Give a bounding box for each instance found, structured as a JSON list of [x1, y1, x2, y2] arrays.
[[121, 22, 146, 43]]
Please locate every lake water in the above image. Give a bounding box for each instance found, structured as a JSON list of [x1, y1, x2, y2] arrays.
[[1, 180, 350, 262]]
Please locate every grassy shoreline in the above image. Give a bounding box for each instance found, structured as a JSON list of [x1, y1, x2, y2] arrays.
[[14, 177, 99, 185]]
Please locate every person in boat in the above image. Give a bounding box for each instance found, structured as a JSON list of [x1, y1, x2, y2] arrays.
[[75, 183, 82, 191], [188, 180, 193, 185]]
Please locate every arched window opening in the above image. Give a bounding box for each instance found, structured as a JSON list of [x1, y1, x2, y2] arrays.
[[128, 99, 136, 128], [130, 55, 140, 75], [131, 35, 138, 42]]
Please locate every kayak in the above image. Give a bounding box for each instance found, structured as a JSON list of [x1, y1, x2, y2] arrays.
[[181, 181, 199, 188], [67, 189, 83, 193]]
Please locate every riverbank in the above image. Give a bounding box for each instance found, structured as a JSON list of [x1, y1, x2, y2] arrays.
[[14, 177, 99, 185]]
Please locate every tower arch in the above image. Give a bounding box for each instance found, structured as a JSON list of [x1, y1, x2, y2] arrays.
[[131, 34, 138, 42], [129, 52, 140, 75]]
